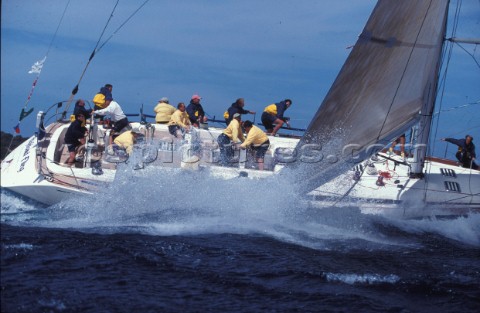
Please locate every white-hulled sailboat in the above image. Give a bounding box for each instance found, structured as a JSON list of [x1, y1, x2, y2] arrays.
[[1, 0, 479, 218]]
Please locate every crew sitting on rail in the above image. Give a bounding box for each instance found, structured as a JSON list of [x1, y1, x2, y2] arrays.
[[240, 120, 270, 171], [224, 98, 255, 125], [261, 99, 292, 136], [186, 94, 207, 127], [154, 97, 176, 124], [217, 113, 244, 166]]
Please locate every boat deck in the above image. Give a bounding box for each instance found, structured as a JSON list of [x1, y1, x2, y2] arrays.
[[33, 121, 294, 194]]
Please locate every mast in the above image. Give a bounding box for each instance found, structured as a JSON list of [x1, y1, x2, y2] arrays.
[[410, 2, 466, 177], [409, 3, 448, 177]]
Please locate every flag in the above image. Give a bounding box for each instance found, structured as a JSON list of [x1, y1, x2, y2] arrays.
[[12, 56, 47, 134], [19, 108, 34, 122], [28, 57, 47, 74]]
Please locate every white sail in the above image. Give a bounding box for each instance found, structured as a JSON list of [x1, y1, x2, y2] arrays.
[[292, 0, 449, 193]]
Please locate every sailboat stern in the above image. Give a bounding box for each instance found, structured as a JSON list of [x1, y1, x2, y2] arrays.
[[0, 135, 73, 204]]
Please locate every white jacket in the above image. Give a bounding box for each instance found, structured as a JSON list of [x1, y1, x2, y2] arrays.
[[95, 101, 127, 122]]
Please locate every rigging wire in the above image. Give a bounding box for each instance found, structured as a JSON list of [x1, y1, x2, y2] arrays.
[[97, 0, 150, 54], [425, 0, 463, 200], [442, 123, 480, 158], [25, 0, 72, 106], [447, 125, 480, 138], [434, 99, 480, 157], [61, 0, 120, 116], [454, 41, 480, 68], [6, 0, 72, 156], [433, 99, 479, 114], [62, 0, 150, 116], [394, 0, 471, 161], [429, 0, 461, 160], [429, 0, 480, 158], [431, 0, 477, 199]]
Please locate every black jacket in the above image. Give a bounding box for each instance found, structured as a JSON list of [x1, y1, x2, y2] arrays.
[[225, 102, 250, 125], [73, 105, 92, 120], [445, 138, 476, 158], [65, 120, 87, 145], [186, 101, 206, 124]]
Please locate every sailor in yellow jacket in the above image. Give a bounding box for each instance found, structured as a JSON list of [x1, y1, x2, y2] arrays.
[[261, 99, 292, 136], [168, 102, 192, 138], [217, 113, 245, 166], [154, 97, 176, 124], [112, 127, 142, 155], [240, 120, 270, 170]]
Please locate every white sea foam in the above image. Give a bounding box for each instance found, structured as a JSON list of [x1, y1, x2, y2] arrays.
[[0, 189, 41, 222], [37, 299, 66, 311], [3, 243, 34, 250], [3, 166, 480, 248], [29, 166, 389, 247], [386, 213, 480, 246], [324, 272, 400, 285]]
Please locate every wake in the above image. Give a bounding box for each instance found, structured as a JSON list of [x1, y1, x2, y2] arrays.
[[1, 167, 479, 248]]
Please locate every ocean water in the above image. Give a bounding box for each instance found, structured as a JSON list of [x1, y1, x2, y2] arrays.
[[1, 168, 480, 313]]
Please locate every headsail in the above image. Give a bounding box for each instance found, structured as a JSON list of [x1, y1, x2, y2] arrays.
[[291, 0, 449, 193]]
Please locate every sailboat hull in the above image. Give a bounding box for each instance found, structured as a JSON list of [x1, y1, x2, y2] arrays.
[[307, 153, 480, 218], [1, 121, 297, 205], [1, 135, 89, 205], [2, 124, 478, 218]]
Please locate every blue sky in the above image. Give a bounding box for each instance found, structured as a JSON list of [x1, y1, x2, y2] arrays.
[[1, 0, 479, 157]]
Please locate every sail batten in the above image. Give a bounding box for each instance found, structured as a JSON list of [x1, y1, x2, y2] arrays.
[[292, 0, 449, 193]]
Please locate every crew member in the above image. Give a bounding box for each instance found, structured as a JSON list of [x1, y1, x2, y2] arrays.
[[168, 102, 191, 138], [154, 97, 176, 124], [217, 113, 244, 166], [186, 94, 207, 127], [240, 120, 270, 171], [224, 98, 255, 125], [441, 135, 478, 169], [64, 112, 87, 165], [261, 99, 292, 136]]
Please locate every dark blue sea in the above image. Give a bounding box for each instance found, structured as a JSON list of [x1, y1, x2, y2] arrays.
[[1, 170, 480, 313]]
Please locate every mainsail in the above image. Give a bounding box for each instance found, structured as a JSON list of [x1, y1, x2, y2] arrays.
[[292, 0, 449, 193]]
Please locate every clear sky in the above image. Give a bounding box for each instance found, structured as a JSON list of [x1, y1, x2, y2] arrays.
[[1, 0, 479, 157]]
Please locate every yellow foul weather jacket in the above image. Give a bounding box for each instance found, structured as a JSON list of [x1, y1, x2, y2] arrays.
[[240, 125, 268, 148], [114, 131, 135, 154], [223, 119, 245, 143]]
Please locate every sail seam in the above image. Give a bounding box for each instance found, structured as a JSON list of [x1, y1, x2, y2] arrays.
[[376, 0, 436, 142]]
